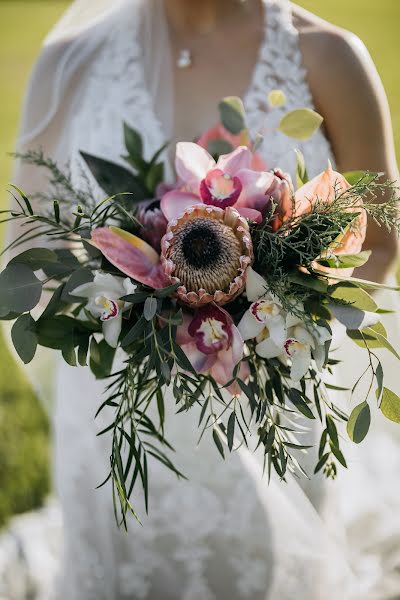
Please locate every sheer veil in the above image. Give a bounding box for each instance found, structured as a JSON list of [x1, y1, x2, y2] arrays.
[[8, 3, 400, 598]]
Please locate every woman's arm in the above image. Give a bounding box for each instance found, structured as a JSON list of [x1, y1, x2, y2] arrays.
[[295, 6, 399, 282]]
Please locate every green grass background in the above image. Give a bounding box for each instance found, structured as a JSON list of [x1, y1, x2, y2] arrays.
[[0, 0, 398, 526]]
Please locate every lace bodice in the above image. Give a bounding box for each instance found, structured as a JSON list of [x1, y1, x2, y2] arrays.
[[53, 2, 350, 599], [68, 0, 333, 184]]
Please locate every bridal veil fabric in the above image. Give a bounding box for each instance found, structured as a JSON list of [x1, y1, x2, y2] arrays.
[[8, 0, 400, 598]]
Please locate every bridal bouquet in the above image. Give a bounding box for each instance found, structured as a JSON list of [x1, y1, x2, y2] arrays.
[[2, 94, 400, 525]]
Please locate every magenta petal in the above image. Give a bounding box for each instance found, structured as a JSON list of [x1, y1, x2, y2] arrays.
[[175, 142, 215, 191], [91, 228, 168, 289], [236, 207, 263, 223], [216, 146, 252, 175], [160, 190, 201, 222]]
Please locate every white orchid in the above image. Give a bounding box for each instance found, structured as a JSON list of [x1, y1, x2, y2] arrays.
[[238, 267, 331, 381], [283, 323, 331, 381], [73, 272, 137, 348], [238, 267, 300, 353]]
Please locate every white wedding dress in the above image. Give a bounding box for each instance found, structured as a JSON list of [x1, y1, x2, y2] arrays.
[[10, 1, 400, 599]]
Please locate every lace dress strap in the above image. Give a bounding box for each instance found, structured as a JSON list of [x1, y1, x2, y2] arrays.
[[244, 0, 335, 179]]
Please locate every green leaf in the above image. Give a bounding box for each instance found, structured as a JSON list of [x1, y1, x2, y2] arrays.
[[347, 322, 389, 349], [347, 401, 371, 443], [207, 139, 234, 158], [288, 271, 329, 293], [145, 162, 164, 195], [314, 452, 330, 474], [0, 263, 42, 314], [380, 387, 400, 423], [36, 315, 75, 349], [326, 415, 339, 448], [143, 297, 157, 321], [90, 338, 116, 379], [321, 272, 400, 292], [379, 387, 400, 423], [8, 184, 33, 215], [80, 151, 148, 202], [40, 283, 66, 320], [289, 388, 315, 419], [278, 108, 323, 140], [329, 283, 377, 312], [123, 122, 143, 161], [42, 249, 81, 279], [376, 361, 384, 402], [267, 89, 287, 108], [363, 326, 400, 360], [227, 412, 236, 451], [295, 149, 309, 188], [10, 248, 58, 271], [62, 268, 94, 303], [330, 443, 347, 468], [218, 96, 246, 134], [317, 250, 371, 270], [121, 316, 146, 347], [61, 334, 77, 366], [11, 313, 37, 364], [342, 171, 379, 186], [78, 336, 90, 367], [212, 428, 225, 459]]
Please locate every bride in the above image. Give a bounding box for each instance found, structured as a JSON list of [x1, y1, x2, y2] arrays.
[[11, 0, 400, 598]]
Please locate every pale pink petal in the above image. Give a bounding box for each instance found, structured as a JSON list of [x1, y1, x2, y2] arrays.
[[176, 314, 194, 345], [216, 146, 252, 175], [236, 207, 263, 223], [160, 190, 201, 222], [235, 169, 275, 210], [91, 228, 168, 289], [184, 342, 215, 373], [175, 142, 215, 192]]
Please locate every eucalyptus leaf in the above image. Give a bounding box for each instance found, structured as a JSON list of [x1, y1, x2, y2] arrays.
[[10, 248, 58, 271], [207, 139, 234, 158], [347, 401, 371, 443], [278, 108, 323, 140], [343, 171, 379, 186], [328, 303, 379, 330], [90, 338, 116, 379], [317, 250, 371, 269], [218, 96, 246, 134], [144, 297, 157, 321], [11, 313, 37, 364], [289, 388, 315, 419], [267, 89, 286, 108], [329, 283, 378, 312], [62, 268, 94, 303], [42, 249, 81, 279], [379, 387, 400, 423], [0, 263, 42, 313]]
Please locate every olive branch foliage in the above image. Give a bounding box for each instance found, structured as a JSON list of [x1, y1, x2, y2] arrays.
[[1, 128, 400, 526]]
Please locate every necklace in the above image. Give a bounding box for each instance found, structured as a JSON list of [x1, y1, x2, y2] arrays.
[[175, 0, 249, 69], [177, 48, 193, 69]]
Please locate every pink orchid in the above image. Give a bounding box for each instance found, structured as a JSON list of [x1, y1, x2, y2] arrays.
[[161, 143, 276, 224], [197, 123, 268, 172], [176, 305, 248, 395], [91, 226, 169, 289]]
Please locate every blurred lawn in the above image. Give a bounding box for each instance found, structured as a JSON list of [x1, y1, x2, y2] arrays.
[[0, 0, 398, 524]]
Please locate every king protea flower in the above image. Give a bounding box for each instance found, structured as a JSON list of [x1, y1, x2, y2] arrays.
[[161, 204, 253, 306], [161, 143, 277, 224]]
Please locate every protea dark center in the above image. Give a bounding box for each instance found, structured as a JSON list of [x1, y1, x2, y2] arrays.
[[167, 217, 242, 293]]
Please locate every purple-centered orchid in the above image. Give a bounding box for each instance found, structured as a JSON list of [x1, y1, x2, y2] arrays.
[[161, 143, 277, 224], [177, 304, 248, 395], [73, 272, 137, 348]]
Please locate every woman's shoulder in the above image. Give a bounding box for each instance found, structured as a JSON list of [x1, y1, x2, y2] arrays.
[[292, 4, 374, 85]]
